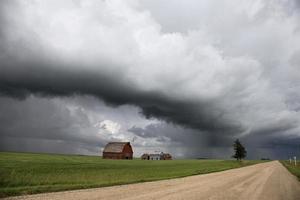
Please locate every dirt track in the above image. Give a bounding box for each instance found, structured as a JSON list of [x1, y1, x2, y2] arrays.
[[5, 161, 300, 200]]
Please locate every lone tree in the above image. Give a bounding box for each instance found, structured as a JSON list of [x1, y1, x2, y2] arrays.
[[232, 139, 247, 161]]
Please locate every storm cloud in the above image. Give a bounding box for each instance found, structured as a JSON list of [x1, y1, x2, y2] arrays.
[[1, 0, 300, 158]]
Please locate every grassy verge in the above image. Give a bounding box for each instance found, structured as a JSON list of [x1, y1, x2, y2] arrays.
[[280, 160, 300, 181], [0, 152, 266, 198]]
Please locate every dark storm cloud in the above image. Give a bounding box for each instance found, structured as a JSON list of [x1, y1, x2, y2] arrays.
[[0, 69, 242, 134], [241, 130, 300, 159], [0, 49, 244, 136], [0, 0, 240, 134], [1, 0, 300, 159]]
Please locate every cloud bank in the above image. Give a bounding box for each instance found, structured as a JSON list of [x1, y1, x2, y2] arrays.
[[1, 0, 300, 158]]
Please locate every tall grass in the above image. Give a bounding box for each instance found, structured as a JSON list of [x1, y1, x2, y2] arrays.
[[280, 160, 300, 181]]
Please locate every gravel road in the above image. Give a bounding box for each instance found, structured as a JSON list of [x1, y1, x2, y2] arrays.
[[5, 161, 300, 200]]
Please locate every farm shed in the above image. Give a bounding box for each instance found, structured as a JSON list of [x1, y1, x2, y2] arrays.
[[141, 152, 172, 160], [102, 142, 133, 159]]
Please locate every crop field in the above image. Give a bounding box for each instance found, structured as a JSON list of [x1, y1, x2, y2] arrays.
[[280, 160, 300, 181], [0, 152, 265, 198]]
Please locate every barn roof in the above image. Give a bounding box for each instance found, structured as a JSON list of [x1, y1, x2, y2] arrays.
[[103, 142, 131, 153]]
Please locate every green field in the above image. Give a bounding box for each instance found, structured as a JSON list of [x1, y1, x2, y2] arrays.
[[0, 152, 265, 198], [280, 160, 300, 181]]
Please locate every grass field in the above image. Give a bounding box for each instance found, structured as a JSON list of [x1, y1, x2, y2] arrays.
[[0, 152, 265, 198], [280, 160, 300, 181]]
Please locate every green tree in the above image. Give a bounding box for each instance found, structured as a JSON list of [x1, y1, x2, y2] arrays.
[[232, 139, 247, 161]]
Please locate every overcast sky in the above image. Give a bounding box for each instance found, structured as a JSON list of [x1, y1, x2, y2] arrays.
[[1, 0, 300, 159]]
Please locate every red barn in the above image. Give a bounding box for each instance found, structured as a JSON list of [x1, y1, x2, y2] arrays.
[[102, 142, 133, 159]]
